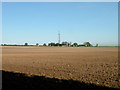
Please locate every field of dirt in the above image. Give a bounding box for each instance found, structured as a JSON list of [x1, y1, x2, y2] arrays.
[[2, 46, 120, 88]]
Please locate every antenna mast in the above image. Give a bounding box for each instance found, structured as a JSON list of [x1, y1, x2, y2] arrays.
[[58, 31, 60, 44]]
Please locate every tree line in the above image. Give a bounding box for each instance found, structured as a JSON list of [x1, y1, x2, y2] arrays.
[[1, 42, 98, 47]]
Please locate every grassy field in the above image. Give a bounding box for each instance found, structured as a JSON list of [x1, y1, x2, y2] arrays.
[[2, 46, 120, 89]]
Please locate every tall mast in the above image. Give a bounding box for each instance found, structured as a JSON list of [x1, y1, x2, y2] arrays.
[[58, 31, 60, 44]]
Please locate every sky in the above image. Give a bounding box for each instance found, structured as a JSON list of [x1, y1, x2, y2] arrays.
[[2, 2, 118, 46], [2, 0, 120, 2]]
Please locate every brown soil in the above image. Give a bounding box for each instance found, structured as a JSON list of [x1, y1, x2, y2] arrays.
[[2, 46, 120, 88]]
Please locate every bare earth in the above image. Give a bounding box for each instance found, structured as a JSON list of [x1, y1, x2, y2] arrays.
[[2, 46, 120, 88]]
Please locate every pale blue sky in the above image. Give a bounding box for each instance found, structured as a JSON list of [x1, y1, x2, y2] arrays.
[[2, 2, 118, 46], [2, 0, 120, 2]]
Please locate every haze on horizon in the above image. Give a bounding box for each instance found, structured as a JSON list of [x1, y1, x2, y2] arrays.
[[2, 2, 118, 46]]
